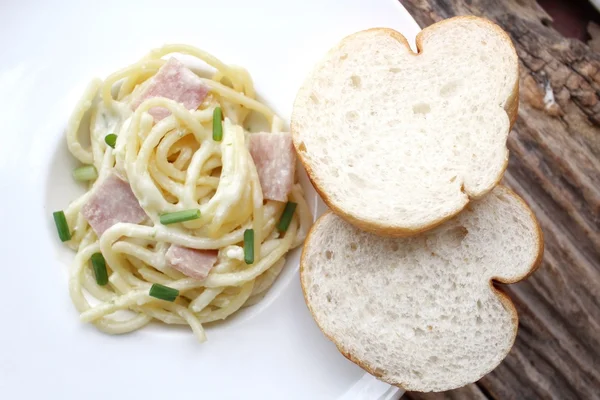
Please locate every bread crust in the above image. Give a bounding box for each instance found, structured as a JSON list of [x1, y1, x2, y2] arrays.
[[299, 185, 543, 392], [291, 16, 520, 237]]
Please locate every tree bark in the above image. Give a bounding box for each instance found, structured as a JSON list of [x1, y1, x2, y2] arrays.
[[399, 1, 600, 399]]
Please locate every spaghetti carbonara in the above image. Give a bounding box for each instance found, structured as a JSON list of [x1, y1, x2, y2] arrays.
[[54, 44, 312, 342]]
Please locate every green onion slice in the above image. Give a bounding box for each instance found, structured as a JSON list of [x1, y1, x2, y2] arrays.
[[90, 253, 108, 286], [212, 107, 223, 141], [159, 209, 201, 225], [149, 283, 179, 302], [277, 202, 297, 232], [244, 229, 255, 264], [72, 165, 98, 181], [104, 133, 117, 148], [53, 211, 71, 242]]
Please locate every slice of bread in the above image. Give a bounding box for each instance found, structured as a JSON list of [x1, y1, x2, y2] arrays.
[[300, 186, 543, 392], [292, 17, 519, 236]]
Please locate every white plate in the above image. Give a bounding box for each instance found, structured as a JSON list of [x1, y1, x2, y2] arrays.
[[0, 0, 420, 398]]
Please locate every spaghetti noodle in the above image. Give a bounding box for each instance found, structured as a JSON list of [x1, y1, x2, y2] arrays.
[[59, 44, 312, 342]]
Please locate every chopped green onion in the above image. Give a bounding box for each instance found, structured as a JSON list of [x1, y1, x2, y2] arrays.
[[53, 211, 71, 242], [159, 209, 201, 225], [105, 133, 117, 148], [90, 253, 108, 286], [244, 229, 254, 264], [212, 107, 223, 141], [72, 165, 98, 181], [277, 202, 297, 232], [149, 283, 179, 302]]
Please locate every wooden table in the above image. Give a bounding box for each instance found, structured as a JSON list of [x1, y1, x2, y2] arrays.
[[399, 1, 600, 399]]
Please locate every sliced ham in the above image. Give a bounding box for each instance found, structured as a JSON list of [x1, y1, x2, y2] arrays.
[[131, 58, 209, 121], [81, 173, 147, 236], [248, 132, 296, 202], [165, 245, 218, 280]]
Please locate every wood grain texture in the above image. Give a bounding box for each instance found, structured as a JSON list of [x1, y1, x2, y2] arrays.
[[399, 0, 600, 399]]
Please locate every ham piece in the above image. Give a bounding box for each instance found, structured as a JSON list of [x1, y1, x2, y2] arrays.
[[131, 58, 209, 121], [81, 173, 147, 236], [165, 245, 219, 280], [248, 132, 296, 202]]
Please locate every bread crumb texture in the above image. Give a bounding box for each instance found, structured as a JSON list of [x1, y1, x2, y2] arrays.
[[292, 17, 518, 234], [301, 186, 542, 392]]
